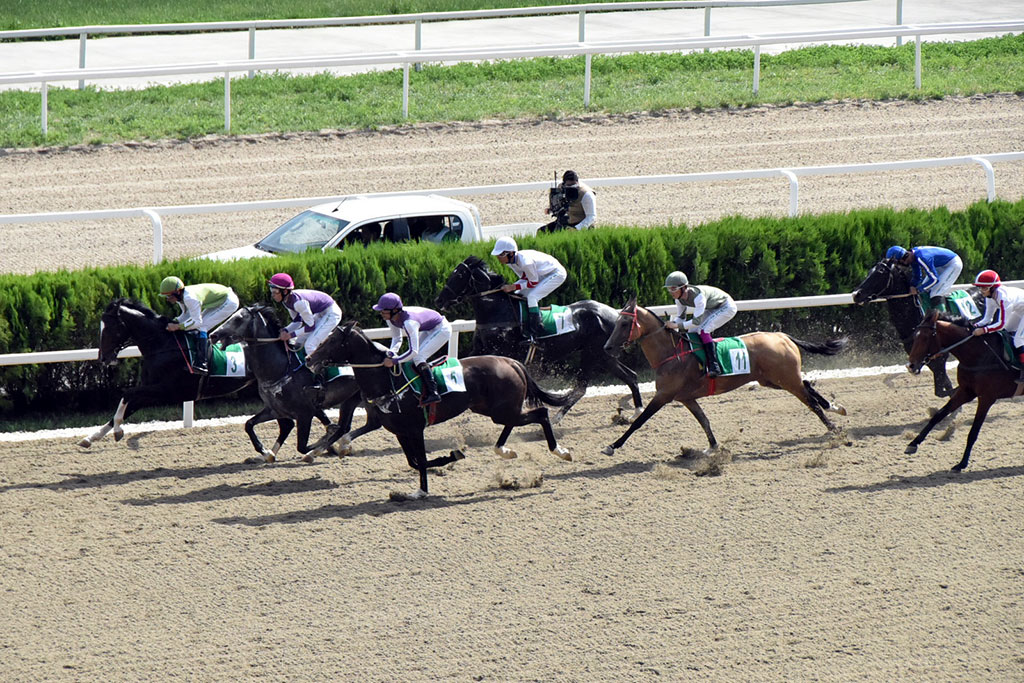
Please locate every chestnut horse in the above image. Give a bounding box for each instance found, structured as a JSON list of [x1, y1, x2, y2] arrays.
[[905, 309, 1020, 471], [308, 321, 571, 499], [601, 297, 848, 457]]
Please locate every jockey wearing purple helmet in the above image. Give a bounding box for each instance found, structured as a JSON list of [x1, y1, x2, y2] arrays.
[[267, 272, 342, 362], [374, 292, 451, 406]]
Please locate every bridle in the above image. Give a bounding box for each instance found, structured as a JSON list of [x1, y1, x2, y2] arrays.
[[858, 260, 916, 303], [439, 261, 504, 306], [912, 316, 974, 365], [239, 308, 283, 344]]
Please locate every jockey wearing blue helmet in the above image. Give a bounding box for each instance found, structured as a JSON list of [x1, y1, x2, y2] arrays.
[[885, 245, 963, 299]]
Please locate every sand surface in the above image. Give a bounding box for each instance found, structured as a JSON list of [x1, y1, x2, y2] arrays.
[[1, 96, 1023, 680]]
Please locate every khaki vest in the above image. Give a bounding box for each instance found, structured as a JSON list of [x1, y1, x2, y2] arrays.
[[567, 182, 594, 227]]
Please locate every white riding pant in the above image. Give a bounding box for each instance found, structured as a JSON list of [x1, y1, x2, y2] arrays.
[[693, 299, 738, 335], [525, 267, 567, 308], [293, 302, 342, 357], [407, 319, 453, 365], [927, 256, 963, 297], [193, 290, 240, 333]]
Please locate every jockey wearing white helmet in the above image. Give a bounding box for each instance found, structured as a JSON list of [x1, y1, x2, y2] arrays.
[[490, 236, 567, 341], [159, 275, 239, 375], [971, 269, 1024, 384]]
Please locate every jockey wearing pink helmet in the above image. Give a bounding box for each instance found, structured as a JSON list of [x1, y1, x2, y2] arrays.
[[267, 272, 342, 362]]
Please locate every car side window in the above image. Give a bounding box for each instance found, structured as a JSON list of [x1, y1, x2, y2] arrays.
[[382, 217, 410, 243], [419, 214, 463, 243]]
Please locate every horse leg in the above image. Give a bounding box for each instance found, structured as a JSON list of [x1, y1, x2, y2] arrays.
[[602, 395, 671, 456], [681, 399, 718, 452], [550, 383, 586, 425], [952, 396, 995, 472], [605, 357, 644, 423], [927, 354, 955, 398], [530, 406, 571, 460], [395, 432, 430, 499], [244, 407, 287, 463], [79, 397, 129, 447], [494, 424, 517, 459], [905, 387, 974, 455], [804, 380, 847, 416]]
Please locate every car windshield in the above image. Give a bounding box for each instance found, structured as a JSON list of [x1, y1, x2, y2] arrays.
[[256, 210, 350, 254]]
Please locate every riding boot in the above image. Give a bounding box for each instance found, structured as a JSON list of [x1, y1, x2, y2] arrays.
[[304, 367, 327, 406], [414, 362, 442, 407], [1016, 351, 1024, 385], [527, 311, 544, 341], [192, 332, 209, 375], [702, 340, 722, 378]]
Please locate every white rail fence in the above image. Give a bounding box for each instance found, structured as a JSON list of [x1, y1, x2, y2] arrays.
[[0, 0, 874, 90], [1, 151, 1021, 265], [3, 19, 1021, 135]]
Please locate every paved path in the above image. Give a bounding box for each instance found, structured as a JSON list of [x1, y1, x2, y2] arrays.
[[0, 1, 1020, 91]]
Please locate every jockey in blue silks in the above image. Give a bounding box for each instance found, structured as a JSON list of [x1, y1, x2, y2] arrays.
[[885, 245, 963, 305]]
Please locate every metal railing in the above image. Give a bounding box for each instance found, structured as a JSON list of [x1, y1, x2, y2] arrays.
[[1, 151, 1021, 265], [3, 19, 1021, 135]]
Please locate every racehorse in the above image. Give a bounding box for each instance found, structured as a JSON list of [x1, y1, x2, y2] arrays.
[[905, 309, 1020, 471], [307, 321, 572, 499], [435, 256, 643, 424], [79, 298, 255, 448], [601, 297, 848, 457], [852, 257, 983, 397], [209, 305, 372, 463]]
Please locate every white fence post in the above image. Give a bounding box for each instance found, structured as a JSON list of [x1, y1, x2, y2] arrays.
[[971, 156, 997, 201], [704, 7, 712, 52], [415, 19, 422, 72], [403, 63, 410, 117], [248, 26, 256, 78], [142, 209, 163, 264], [896, 0, 904, 47], [914, 34, 922, 89], [579, 10, 586, 42], [40, 82, 47, 135], [584, 53, 592, 107], [183, 401, 194, 428], [224, 72, 231, 132], [78, 33, 87, 90], [753, 43, 761, 95], [781, 170, 799, 216]]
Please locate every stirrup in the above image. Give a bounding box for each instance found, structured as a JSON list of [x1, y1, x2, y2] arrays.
[[419, 393, 441, 407]]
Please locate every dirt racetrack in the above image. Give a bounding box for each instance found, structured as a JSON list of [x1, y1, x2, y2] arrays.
[[1, 372, 1023, 680], [1, 95, 1024, 679], [1, 94, 1023, 273]]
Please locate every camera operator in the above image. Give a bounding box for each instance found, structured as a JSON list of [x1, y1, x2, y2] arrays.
[[540, 169, 596, 233]]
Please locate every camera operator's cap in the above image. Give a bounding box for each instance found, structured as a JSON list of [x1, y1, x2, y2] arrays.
[[562, 170, 579, 184], [491, 236, 518, 255]]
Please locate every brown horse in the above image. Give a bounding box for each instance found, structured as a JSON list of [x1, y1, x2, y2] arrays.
[[601, 297, 848, 457], [905, 309, 1020, 471]]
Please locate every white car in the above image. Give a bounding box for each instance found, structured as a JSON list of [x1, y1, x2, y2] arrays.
[[202, 194, 540, 261]]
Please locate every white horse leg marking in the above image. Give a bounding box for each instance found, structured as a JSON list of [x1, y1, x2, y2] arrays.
[[550, 445, 572, 461], [111, 398, 128, 441], [494, 445, 517, 459]]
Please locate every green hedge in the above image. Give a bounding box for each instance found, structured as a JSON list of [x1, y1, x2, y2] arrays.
[[2, 197, 1022, 415]]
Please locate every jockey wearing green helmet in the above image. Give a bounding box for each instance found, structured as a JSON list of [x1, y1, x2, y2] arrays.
[[664, 270, 737, 378], [158, 276, 239, 375]]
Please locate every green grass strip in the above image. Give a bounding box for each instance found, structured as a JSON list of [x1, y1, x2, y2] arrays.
[[1, 35, 1023, 148]]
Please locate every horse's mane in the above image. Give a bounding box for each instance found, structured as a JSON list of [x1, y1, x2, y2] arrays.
[[109, 297, 162, 319], [463, 254, 487, 270], [934, 310, 969, 327]]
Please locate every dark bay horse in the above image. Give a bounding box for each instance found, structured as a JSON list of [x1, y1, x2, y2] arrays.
[[853, 257, 983, 397], [435, 256, 643, 424], [210, 305, 371, 463], [79, 298, 254, 448], [308, 321, 571, 499], [601, 297, 848, 457], [905, 309, 1020, 471]]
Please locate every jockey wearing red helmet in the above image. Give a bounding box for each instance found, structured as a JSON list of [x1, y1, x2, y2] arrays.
[[971, 269, 1024, 384]]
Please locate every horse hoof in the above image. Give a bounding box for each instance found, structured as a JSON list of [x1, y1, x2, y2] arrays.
[[904, 444, 918, 455], [78, 438, 92, 448], [450, 449, 467, 461], [494, 445, 517, 459], [833, 405, 847, 417], [601, 445, 615, 456], [409, 488, 428, 500], [951, 463, 967, 472], [300, 453, 315, 464], [550, 446, 572, 461], [113, 429, 124, 442]]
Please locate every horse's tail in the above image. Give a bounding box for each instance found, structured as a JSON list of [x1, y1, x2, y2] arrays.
[[517, 362, 572, 407], [786, 335, 849, 356]]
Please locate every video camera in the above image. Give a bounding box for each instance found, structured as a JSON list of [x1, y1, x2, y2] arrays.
[[547, 172, 580, 228]]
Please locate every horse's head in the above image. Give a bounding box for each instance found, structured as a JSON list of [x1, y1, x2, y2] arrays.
[[307, 320, 367, 373], [98, 298, 164, 365], [435, 256, 496, 310], [210, 304, 279, 348], [604, 296, 643, 357], [852, 258, 909, 305], [906, 309, 967, 373]]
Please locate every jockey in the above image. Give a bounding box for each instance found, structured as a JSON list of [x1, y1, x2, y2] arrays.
[[663, 271, 737, 378], [373, 292, 452, 407], [267, 272, 342, 364], [970, 269, 1024, 384], [491, 236, 567, 342], [886, 245, 963, 304], [159, 276, 240, 375]]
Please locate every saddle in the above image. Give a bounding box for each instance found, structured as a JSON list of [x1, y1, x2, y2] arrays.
[[399, 357, 466, 398], [179, 332, 246, 377], [514, 300, 577, 338], [682, 333, 751, 376]]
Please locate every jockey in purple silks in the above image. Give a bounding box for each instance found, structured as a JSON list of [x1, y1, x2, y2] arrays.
[[663, 270, 738, 378], [267, 272, 342, 364], [374, 292, 452, 407]]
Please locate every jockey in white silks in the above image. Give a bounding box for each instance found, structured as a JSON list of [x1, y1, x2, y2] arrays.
[[491, 236, 567, 341], [663, 270, 738, 378]]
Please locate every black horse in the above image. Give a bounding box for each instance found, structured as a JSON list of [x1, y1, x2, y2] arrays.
[[210, 305, 374, 463], [852, 257, 983, 397], [435, 256, 643, 423], [308, 321, 572, 499], [79, 298, 255, 448]]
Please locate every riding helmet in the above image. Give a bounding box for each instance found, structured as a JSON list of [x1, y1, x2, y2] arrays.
[[664, 271, 689, 288], [974, 270, 1001, 288], [267, 272, 295, 290], [491, 236, 517, 256], [373, 292, 403, 311], [885, 245, 908, 261], [159, 276, 185, 295]]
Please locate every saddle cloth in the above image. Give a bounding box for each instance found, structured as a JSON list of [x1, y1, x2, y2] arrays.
[[401, 357, 468, 395], [181, 334, 246, 377], [517, 301, 577, 337], [919, 289, 981, 321], [685, 333, 751, 376]]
